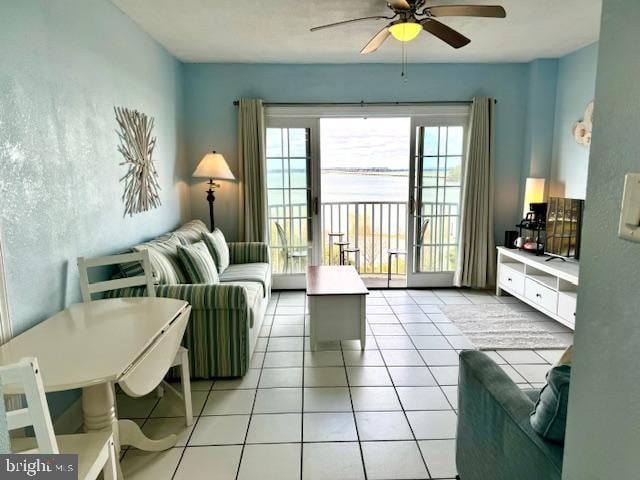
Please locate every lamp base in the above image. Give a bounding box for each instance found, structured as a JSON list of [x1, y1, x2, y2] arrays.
[[206, 178, 220, 232]]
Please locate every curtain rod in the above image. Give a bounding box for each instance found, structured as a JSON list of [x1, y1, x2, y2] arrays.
[[232, 99, 497, 107]]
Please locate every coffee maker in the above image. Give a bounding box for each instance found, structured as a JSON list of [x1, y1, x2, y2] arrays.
[[515, 202, 547, 254]]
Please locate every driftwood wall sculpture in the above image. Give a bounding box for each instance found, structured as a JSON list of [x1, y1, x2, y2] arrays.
[[115, 106, 161, 216]]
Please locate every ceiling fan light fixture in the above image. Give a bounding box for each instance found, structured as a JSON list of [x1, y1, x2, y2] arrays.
[[388, 22, 422, 42]]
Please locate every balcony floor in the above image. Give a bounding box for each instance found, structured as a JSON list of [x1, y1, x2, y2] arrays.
[[360, 274, 407, 289]]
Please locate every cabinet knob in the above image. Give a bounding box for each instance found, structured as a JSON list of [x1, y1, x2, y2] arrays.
[[535, 293, 542, 298], [507, 277, 512, 282]]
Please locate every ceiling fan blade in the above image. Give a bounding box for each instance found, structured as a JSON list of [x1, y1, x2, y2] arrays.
[[388, 0, 411, 11], [420, 18, 470, 48], [360, 26, 392, 54], [428, 5, 506, 18], [310, 15, 392, 32]]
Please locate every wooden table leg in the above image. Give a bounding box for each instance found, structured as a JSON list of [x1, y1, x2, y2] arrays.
[[82, 383, 177, 463], [82, 383, 119, 448], [118, 419, 177, 451], [82, 383, 124, 480]]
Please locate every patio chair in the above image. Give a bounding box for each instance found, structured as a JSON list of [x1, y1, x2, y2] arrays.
[[275, 222, 307, 272], [387, 218, 430, 287]]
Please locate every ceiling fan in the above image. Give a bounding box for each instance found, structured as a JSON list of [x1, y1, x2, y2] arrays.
[[310, 1, 506, 54]]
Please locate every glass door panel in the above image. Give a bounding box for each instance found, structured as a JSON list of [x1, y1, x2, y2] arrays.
[[408, 117, 467, 287], [266, 127, 312, 275], [265, 117, 320, 288]]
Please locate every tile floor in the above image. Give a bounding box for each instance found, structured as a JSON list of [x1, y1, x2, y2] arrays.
[[118, 289, 573, 480]]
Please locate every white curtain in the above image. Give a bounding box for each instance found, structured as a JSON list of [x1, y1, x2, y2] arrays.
[[237, 99, 268, 242], [454, 97, 496, 288]]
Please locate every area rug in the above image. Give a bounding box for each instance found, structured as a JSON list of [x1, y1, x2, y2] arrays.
[[439, 304, 571, 350]]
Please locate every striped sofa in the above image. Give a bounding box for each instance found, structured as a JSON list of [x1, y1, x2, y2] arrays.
[[109, 220, 271, 378]]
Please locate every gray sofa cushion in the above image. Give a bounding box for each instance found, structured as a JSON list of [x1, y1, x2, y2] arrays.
[[220, 263, 270, 296], [530, 365, 571, 444]]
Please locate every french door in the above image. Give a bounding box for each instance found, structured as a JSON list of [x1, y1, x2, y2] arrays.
[[265, 117, 320, 289], [264, 105, 468, 289], [407, 113, 469, 287]]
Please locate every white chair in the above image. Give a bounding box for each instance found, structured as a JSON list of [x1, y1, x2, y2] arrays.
[[0, 358, 118, 480], [77, 251, 193, 426]]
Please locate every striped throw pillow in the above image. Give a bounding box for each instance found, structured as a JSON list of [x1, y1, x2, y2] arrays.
[[202, 229, 230, 273], [177, 241, 220, 284], [133, 235, 187, 285]]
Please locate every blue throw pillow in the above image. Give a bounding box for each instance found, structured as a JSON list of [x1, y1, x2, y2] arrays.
[[530, 364, 571, 443]]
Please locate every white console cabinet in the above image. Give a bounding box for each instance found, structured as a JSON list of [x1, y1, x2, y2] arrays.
[[496, 247, 579, 330]]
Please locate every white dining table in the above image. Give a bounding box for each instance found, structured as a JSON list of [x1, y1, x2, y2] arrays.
[[0, 297, 191, 476]]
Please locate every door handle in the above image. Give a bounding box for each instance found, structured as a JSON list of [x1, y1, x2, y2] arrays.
[[313, 197, 319, 215], [409, 196, 416, 215]]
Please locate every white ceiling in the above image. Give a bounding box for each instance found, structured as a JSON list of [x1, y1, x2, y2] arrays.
[[112, 0, 602, 63]]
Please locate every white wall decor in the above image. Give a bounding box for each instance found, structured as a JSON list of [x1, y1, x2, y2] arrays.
[[115, 107, 161, 216], [572, 101, 594, 146]]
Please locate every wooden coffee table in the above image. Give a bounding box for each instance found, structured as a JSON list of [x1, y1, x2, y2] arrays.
[[306, 266, 369, 351]]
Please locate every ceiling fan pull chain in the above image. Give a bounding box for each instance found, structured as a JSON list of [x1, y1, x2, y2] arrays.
[[401, 40, 408, 80]]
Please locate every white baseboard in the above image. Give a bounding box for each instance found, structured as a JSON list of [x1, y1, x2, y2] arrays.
[[54, 397, 83, 434]]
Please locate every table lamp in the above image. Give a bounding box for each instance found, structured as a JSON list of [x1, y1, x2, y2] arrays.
[[523, 177, 546, 217], [193, 151, 235, 231]]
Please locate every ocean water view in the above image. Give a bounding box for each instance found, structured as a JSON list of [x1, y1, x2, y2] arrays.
[[321, 170, 409, 203]]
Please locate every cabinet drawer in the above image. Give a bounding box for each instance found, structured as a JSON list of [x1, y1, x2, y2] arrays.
[[525, 278, 558, 313], [499, 265, 525, 295], [557, 292, 577, 325]]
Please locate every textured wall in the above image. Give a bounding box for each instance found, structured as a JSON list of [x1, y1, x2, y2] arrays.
[[563, 2, 640, 478], [0, 1, 188, 416], [183, 62, 530, 243], [549, 43, 599, 199]]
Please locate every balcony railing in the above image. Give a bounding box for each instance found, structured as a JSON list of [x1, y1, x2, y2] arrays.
[[321, 202, 408, 275], [268, 201, 459, 275]]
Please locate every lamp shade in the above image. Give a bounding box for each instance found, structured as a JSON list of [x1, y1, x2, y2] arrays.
[[193, 151, 235, 180], [389, 22, 422, 42], [523, 177, 546, 216]]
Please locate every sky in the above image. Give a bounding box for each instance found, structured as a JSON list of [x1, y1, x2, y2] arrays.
[[320, 117, 411, 170]]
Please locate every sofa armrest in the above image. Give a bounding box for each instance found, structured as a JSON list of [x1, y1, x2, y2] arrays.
[[108, 283, 251, 310], [228, 242, 270, 264], [456, 350, 564, 480]]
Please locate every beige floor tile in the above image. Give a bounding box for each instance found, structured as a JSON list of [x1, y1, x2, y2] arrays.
[[237, 443, 301, 480], [120, 448, 183, 480], [361, 441, 428, 480], [188, 415, 249, 445], [174, 445, 242, 480], [302, 442, 365, 480]]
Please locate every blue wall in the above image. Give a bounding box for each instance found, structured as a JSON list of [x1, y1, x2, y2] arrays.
[[521, 59, 559, 210], [0, 0, 188, 417], [563, 2, 639, 477], [550, 43, 599, 199], [184, 62, 534, 242]]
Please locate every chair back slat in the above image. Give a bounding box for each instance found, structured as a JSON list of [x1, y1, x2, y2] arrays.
[[87, 275, 153, 295], [0, 358, 58, 454], [78, 250, 155, 301], [6, 408, 32, 430]]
